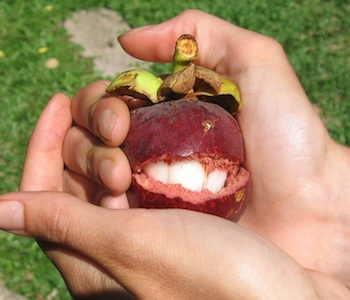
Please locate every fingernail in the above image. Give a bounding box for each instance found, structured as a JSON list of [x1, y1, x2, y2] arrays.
[[118, 25, 154, 38], [0, 201, 24, 232], [97, 109, 117, 141], [99, 159, 116, 188], [100, 195, 129, 209]]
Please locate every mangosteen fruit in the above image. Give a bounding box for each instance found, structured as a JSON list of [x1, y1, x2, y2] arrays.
[[106, 34, 250, 222]]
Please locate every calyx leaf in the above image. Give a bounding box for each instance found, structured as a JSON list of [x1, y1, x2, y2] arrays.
[[158, 63, 196, 101]]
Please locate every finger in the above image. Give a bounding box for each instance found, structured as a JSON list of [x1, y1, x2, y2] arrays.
[[64, 170, 130, 209], [0, 191, 164, 297], [118, 10, 283, 77], [71, 81, 130, 147], [20, 93, 72, 191], [63, 126, 132, 195]]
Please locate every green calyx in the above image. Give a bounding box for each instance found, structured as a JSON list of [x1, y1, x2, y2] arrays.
[[107, 34, 241, 115], [106, 69, 162, 103]]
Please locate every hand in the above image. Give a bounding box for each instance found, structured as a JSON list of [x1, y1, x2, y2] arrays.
[[1, 9, 350, 299], [115, 9, 350, 285], [0, 94, 329, 299]]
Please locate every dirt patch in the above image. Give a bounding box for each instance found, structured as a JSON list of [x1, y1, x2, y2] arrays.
[[0, 283, 26, 300], [63, 8, 151, 77]]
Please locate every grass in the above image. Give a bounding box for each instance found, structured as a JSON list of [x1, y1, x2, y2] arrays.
[[0, 0, 349, 298]]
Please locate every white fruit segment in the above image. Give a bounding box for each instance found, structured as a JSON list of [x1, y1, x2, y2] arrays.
[[205, 169, 227, 193], [144, 160, 227, 193], [144, 161, 169, 185], [168, 161, 206, 192]]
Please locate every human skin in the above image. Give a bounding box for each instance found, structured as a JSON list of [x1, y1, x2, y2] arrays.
[[1, 9, 350, 299]]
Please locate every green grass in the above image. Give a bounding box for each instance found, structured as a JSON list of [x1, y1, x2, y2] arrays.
[[0, 0, 349, 299]]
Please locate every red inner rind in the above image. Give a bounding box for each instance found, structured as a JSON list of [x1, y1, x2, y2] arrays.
[[128, 170, 250, 222], [134, 165, 249, 203], [133, 155, 245, 202]]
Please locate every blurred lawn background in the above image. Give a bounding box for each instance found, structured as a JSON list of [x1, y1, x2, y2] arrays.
[[0, 0, 349, 299]]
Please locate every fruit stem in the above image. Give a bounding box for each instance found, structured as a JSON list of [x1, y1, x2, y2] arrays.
[[172, 34, 198, 74]]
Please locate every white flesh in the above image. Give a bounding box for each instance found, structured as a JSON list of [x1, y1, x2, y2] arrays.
[[144, 161, 169, 184], [144, 160, 227, 193], [205, 169, 227, 193], [168, 161, 206, 192]]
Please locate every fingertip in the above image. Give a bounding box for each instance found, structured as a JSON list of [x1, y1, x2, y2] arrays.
[[100, 193, 130, 209], [71, 80, 111, 128], [94, 97, 130, 147], [0, 199, 25, 234], [71, 81, 131, 147], [118, 25, 154, 40], [21, 93, 73, 191], [98, 152, 132, 194], [33, 92, 73, 143], [96, 108, 118, 143]]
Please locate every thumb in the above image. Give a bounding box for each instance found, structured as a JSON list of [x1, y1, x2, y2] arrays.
[[118, 9, 259, 77], [0, 191, 136, 260], [20, 93, 72, 191], [118, 9, 293, 83], [0, 191, 333, 299], [0, 190, 154, 297]]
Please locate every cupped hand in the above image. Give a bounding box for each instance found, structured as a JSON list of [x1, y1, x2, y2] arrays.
[[2, 93, 340, 299], [117, 9, 350, 285]]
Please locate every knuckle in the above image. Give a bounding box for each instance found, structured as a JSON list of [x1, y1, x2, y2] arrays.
[[250, 34, 285, 59]]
